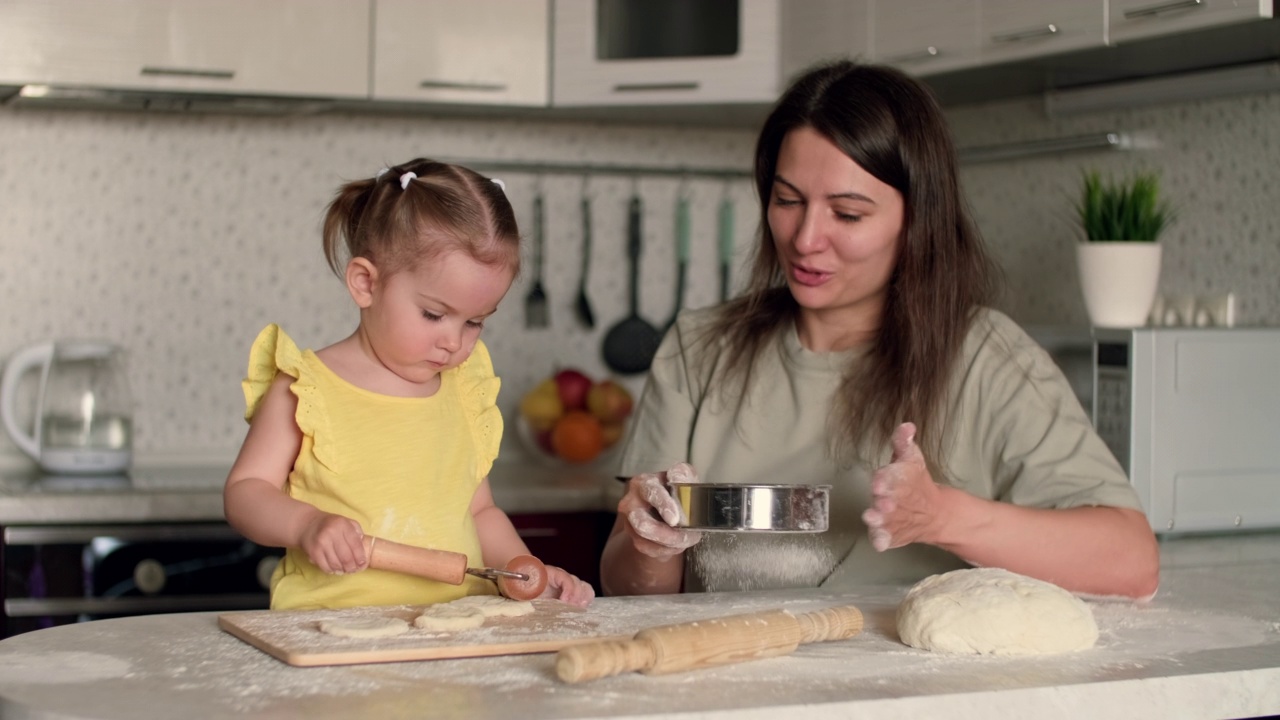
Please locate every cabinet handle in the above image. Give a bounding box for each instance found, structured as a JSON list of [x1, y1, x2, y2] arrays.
[[881, 47, 940, 65], [516, 527, 560, 539], [990, 24, 1060, 44], [1123, 0, 1204, 20], [611, 82, 700, 93], [140, 66, 235, 80], [417, 80, 508, 92]]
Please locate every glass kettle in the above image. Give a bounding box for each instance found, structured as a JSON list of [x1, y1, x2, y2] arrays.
[[1, 341, 133, 474]]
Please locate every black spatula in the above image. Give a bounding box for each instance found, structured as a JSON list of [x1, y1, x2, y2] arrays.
[[602, 195, 661, 375]]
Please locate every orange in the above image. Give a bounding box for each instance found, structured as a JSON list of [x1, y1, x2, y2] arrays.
[[550, 411, 605, 463]]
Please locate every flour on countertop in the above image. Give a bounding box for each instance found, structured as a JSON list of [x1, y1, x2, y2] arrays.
[[0, 651, 131, 684]]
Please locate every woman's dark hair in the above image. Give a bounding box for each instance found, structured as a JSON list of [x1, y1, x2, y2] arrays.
[[322, 157, 520, 278], [702, 60, 1000, 466]]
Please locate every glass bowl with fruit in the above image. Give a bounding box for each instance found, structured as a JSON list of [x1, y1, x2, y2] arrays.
[[516, 368, 634, 467]]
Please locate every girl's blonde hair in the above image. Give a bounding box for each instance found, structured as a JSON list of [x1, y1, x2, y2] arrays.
[[322, 158, 520, 278]]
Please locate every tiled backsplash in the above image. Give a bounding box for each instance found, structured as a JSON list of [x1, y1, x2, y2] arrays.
[[2, 86, 1278, 466]]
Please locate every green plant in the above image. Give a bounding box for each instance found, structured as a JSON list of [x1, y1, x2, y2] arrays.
[[1076, 170, 1173, 242]]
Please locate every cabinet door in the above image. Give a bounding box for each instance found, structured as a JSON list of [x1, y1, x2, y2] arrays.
[[980, 0, 1105, 66], [373, 0, 548, 107], [552, 0, 784, 106], [872, 0, 982, 75], [0, 0, 368, 98], [780, 0, 871, 77], [1110, 0, 1272, 44]]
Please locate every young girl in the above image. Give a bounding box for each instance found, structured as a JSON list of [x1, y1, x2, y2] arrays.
[[224, 158, 595, 610]]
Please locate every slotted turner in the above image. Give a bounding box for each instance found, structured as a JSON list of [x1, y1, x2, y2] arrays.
[[524, 190, 549, 328]]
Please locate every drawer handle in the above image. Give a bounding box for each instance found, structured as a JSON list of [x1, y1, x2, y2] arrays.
[[991, 24, 1060, 44], [417, 79, 508, 92], [516, 528, 560, 539], [140, 66, 235, 80], [612, 82, 700, 93], [882, 47, 940, 65], [1123, 0, 1204, 20]]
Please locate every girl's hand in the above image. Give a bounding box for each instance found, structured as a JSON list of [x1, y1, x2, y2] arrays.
[[861, 422, 946, 551], [298, 513, 367, 574], [617, 463, 703, 559], [540, 565, 596, 607]]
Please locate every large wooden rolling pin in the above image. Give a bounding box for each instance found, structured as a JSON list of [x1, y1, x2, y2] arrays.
[[555, 604, 863, 683], [360, 536, 548, 600]]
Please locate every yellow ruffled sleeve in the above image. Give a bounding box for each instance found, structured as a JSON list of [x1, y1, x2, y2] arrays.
[[455, 339, 503, 480], [241, 324, 335, 470]]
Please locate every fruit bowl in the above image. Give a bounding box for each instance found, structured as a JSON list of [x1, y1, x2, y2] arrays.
[[514, 412, 625, 468], [516, 368, 634, 467]]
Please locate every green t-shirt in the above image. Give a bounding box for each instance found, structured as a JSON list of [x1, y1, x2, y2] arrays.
[[617, 307, 1142, 592]]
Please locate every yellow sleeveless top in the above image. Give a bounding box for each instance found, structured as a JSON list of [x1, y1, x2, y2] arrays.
[[242, 324, 504, 609]]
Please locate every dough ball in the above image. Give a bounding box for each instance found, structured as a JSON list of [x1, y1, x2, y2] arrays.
[[448, 595, 536, 617], [318, 616, 410, 639], [413, 604, 486, 631], [897, 568, 1098, 655]]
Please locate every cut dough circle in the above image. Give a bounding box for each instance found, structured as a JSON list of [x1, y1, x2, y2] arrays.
[[897, 567, 1098, 655], [318, 616, 410, 639], [413, 594, 535, 631]]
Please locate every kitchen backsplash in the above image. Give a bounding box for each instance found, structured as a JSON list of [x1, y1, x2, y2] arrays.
[[2, 86, 1278, 467]]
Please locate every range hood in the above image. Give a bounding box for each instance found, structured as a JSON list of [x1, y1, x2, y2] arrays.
[[0, 84, 340, 115]]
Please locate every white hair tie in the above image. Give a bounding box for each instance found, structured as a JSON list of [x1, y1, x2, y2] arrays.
[[375, 167, 389, 180], [491, 178, 506, 192], [399, 171, 417, 190]]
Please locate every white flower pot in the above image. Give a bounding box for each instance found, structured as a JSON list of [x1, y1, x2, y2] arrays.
[[1076, 242, 1162, 328]]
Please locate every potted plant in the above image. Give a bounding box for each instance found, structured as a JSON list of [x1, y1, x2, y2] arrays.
[[1074, 170, 1173, 328]]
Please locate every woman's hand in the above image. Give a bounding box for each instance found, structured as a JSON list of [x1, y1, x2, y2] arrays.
[[540, 565, 596, 608], [298, 513, 367, 574], [861, 422, 945, 551], [618, 463, 704, 559]]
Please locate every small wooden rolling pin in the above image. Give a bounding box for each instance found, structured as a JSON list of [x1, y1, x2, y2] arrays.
[[360, 536, 549, 600], [555, 604, 863, 683]]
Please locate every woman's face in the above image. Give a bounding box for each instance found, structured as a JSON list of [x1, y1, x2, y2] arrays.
[[768, 126, 905, 342]]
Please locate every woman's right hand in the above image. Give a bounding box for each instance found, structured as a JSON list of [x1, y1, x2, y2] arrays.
[[298, 513, 367, 575], [617, 463, 704, 559]]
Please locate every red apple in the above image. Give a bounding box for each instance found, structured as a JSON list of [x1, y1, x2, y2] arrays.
[[553, 368, 594, 411], [587, 380, 634, 424]]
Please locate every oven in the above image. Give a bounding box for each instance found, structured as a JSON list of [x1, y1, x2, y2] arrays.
[[2, 521, 281, 637]]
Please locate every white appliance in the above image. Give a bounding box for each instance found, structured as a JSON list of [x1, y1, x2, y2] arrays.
[[1093, 327, 1280, 534]]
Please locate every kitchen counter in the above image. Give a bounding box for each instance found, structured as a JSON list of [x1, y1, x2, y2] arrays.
[[0, 533, 1277, 720], [0, 459, 621, 524]]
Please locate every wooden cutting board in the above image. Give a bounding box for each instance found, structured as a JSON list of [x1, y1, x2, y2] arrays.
[[219, 594, 853, 668]]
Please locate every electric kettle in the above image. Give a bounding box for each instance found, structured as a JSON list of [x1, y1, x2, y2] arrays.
[[1, 341, 133, 474]]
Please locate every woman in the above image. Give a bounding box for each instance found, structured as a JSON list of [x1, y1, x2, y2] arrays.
[[599, 60, 1159, 600]]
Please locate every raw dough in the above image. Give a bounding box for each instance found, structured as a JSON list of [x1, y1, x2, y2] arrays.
[[897, 567, 1098, 655], [318, 616, 410, 639], [412, 595, 534, 631]]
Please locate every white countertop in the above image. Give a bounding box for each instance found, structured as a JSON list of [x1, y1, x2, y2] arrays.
[[0, 533, 1277, 720], [0, 460, 620, 524]]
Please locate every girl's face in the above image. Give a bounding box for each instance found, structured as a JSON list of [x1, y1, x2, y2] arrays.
[[768, 126, 905, 344], [365, 249, 514, 386]]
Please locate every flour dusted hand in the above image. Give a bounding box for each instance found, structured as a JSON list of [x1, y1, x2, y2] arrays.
[[540, 565, 596, 607], [897, 568, 1099, 655], [300, 513, 367, 575], [862, 423, 943, 552], [620, 465, 703, 559]]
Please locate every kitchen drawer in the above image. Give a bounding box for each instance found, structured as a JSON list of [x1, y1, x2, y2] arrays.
[[510, 511, 614, 594]]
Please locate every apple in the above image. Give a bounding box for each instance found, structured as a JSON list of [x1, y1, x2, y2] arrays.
[[519, 378, 563, 431], [600, 420, 626, 449], [587, 380, 634, 424], [553, 368, 594, 411]]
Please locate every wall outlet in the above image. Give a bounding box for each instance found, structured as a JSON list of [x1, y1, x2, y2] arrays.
[[1149, 292, 1236, 327]]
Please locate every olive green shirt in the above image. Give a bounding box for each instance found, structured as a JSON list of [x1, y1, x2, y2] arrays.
[[617, 306, 1142, 592]]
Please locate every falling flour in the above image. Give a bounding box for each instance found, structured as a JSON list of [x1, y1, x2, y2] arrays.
[[691, 533, 836, 591]]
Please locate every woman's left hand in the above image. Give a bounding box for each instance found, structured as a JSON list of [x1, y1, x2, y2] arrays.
[[862, 422, 946, 551], [540, 565, 596, 608]]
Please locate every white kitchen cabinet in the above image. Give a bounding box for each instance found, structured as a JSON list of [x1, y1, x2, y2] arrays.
[[372, 0, 548, 107], [552, 0, 865, 107], [0, 0, 368, 98], [978, 0, 1106, 66], [1109, 0, 1273, 44], [871, 0, 981, 75]]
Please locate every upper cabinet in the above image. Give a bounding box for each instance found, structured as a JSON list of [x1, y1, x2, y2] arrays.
[[0, 0, 369, 98], [978, 0, 1105, 66], [372, 0, 548, 107], [1109, 0, 1273, 44], [872, 0, 982, 76], [551, 0, 866, 106]]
